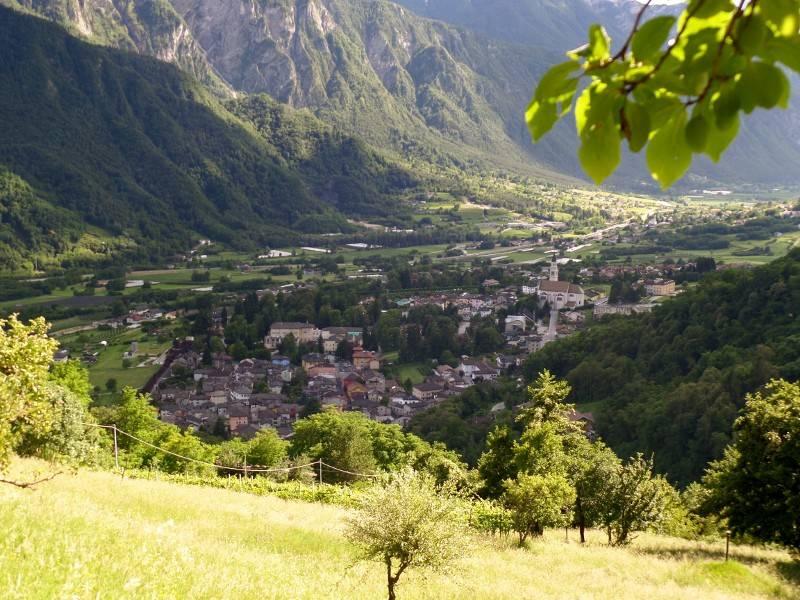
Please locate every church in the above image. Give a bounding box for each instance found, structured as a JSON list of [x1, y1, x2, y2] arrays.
[[536, 256, 585, 310]]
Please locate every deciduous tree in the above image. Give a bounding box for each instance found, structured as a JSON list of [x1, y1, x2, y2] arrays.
[[346, 470, 466, 600]]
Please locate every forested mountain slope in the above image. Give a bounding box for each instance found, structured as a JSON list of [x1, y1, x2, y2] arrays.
[[0, 7, 415, 270], [525, 249, 800, 485]]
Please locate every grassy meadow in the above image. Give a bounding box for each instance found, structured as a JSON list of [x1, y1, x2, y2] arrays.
[[1, 459, 797, 599]]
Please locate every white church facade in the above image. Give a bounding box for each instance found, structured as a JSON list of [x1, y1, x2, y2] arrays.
[[537, 256, 585, 310]]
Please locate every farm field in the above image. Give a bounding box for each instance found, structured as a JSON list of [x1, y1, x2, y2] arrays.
[[0, 459, 796, 600], [57, 327, 172, 392], [603, 230, 800, 266]]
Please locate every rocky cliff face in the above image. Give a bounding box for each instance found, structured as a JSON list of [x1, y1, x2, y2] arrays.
[[3, 0, 231, 94]]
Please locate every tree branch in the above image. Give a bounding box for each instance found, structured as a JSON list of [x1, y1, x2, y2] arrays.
[[623, 0, 710, 93], [686, 0, 751, 107], [613, 0, 654, 61], [0, 471, 62, 489]]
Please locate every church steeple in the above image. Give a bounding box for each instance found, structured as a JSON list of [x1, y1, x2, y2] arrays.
[[549, 255, 559, 281]]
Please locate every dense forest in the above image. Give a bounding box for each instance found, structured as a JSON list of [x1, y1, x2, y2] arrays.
[[524, 249, 800, 485]]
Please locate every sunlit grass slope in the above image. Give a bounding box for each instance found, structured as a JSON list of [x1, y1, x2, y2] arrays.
[[1, 459, 797, 599]]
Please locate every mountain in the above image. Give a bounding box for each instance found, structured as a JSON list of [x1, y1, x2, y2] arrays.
[[0, 6, 417, 271], [3, 0, 231, 95], [394, 0, 656, 51], [0, 0, 580, 182], [5, 0, 800, 191]]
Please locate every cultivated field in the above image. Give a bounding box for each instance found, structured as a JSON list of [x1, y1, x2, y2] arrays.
[[1, 459, 796, 599]]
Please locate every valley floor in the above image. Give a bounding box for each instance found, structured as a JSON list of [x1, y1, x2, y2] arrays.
[[0, 460, 796, 599]]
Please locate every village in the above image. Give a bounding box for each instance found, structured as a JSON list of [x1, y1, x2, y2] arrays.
[[145, 253, 683, 439]]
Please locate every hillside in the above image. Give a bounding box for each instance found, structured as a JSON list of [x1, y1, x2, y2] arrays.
[[1, 459, 796, 599], [7, 0, 800, 189], [524, 249, 800, 486], [0, 7, 418, 271]]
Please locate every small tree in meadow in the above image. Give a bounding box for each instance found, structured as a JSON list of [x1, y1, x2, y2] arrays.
[[346, 469, 466, 600], [503, 473, 575, 545]]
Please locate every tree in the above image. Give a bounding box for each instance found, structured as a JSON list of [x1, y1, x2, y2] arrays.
[[0, 315, 57, 471], [346, 470, 466, 600], [502, 473, 576, 545], [247, 428, 288, 468], [105, 378, 118, 392], [567, 437, 621, 543], [477, 425, 517, 498], [289, 410, 378, 482], [528, 0, 800, 187], [516, 369, 577, 430], [701, 380, 800, 552], [598, 454, 671, 546]]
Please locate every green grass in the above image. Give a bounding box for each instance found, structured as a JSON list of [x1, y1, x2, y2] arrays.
[[391, 363, 430, 385], [1, 459, 797, 599], [58, 328, 171, 390]]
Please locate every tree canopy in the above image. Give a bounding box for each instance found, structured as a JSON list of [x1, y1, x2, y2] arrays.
[[701, 380, 800, 552], [528, 0, 800, 186]]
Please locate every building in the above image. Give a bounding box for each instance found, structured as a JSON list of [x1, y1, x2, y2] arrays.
[[352, 348, 382, 371], [537, 256, 585, 309], [412, 382, 444, 401], [264, 322, 321, 349], [644, 279, 676, 296], [593, 301, 655, 318], [504, 315, 531, 334]]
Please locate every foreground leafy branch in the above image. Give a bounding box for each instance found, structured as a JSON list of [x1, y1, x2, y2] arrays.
[[527, 0, 800, 187]]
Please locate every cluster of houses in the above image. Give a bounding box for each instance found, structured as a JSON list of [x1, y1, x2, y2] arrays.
[[151, 331, 516, 437], [153, 352, 301, 438]]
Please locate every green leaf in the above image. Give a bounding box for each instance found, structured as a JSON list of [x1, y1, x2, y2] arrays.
[[623, 101, 651, 153], [764, 37, 800, 73], [535, 61, 581, 102], [647, 106, 692, 188], [632, 16, 676, 62], [705, 113, 739, 162], [758, 0, 800, 37], [713, 85, 741, 129], [685, 114, 710, 152], [526, 99, 558, 141], [686, 0, 735, 20], [588, 24, 611, 61], [577, 90, 620, 185], [736, 15, 769, 56], [575, 82, 616, 136], [739, 61, 790, 110]]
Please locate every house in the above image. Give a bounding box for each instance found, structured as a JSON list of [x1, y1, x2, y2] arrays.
[[53, 349, 70, 363], [228, 404, 250, 433], [352, 348, 382, 371], [412, 382, 444, 401], [264, 322, 321, 349], [362, 370, 386, 393], [458, 358, 500, 383], [569, 411, 596, 439], [301, 353, 327, 370], [322, 326, 363, 345], [504, 315, 531, 334], [593, 301, 655, 318], [644, 279, 676, 296]]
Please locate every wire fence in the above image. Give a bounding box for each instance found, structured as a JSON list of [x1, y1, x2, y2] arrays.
[[82, 422, 379, 481]]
